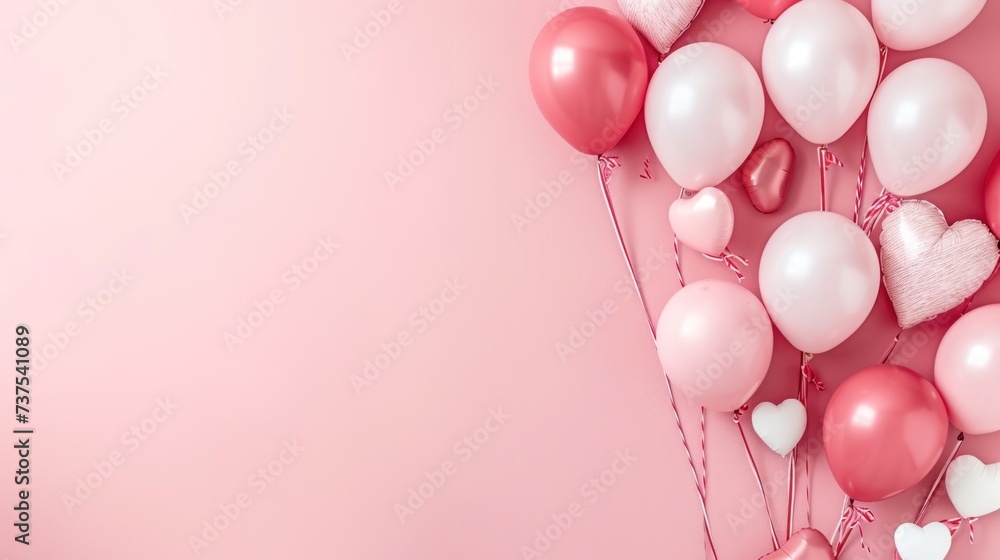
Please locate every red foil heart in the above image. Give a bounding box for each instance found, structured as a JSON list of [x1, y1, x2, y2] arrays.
[[758, 529, 835, 560], [741, 138, 795, 214]]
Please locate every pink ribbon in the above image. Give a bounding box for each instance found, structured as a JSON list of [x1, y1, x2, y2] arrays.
[[822, 149, 844, 171], [702, 250, 749, 283], [861, 189, 902, 235], [801, 358, 824, 392], [942, 516, 979, 544], [836, 501, 876, 554], [599, 155, 620, 183], [639, 156, 652, 180], [733, 404, 749, 423], [853, 45, 890, 225], [817, 146, 843, 212]]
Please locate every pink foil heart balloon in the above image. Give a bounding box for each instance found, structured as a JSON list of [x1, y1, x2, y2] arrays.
[[758, 529, 834, 560], [741, 138, 795, 214], [880, 200, 999, 329], [617, 0, 704, 54], [668, 187, 734, 256]]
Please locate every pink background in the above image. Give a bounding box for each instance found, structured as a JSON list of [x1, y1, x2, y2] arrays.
[[2, 0, 1000, 558]]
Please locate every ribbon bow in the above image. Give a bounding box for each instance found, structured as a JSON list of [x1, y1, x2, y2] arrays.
[[598, 155, 620, 183], [801, 356, 824, 391], [839, 502, 876, 553], [821, 148, 844, 171], [942, 516, 979, 544], [733, 404, 749, 423], [703, 250, 749, 284], [862, 190, 902, 234]]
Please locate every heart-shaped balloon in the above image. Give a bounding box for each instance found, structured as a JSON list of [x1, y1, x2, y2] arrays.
[[617, 0, 704, 54], [741, 138, 795, 214], [668, 187, 734, 256], [758, 528, 834, 560], [894, 522, 952, 560], [946, 455, 1000, 519], [752, 399, 806, 457], [880, 200, 999, 329]]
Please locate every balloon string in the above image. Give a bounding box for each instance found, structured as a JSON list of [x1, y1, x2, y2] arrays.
[[735, 405, 780, 550], [666, 376, 719, 560], [701, 406, 710, 560], [853, 45, 889, 225], [830, 494, 850, 547], [914, 433, 965, 525], [785, 447, 795, 542], [861, 188, 902, 236], [598, 155, 653, 328], [597, 156, 718, 560], [817, 145, 843, 212], [833, 499, 875, 557], [800, 353, 821, 529], [879, 328, 905, 364], [702, 248, 749, 283], [941, 516, 979, 544], [674, 190, 688, 288]]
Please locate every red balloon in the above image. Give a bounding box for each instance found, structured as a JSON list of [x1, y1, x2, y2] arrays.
[[736, 0, 800, 20], [985, 150, 1000, 237], [528, 8, 648, 155], [823, 365, 949, 503]]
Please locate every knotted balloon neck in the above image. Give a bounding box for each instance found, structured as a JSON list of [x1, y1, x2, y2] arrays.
[[801, 354, 823, 391], [703, 249, 749, 283], [817, 145, 843, 212], [835, 500, 876, 555], [598, 154, 620, 183], [862, 189, 902, 235]]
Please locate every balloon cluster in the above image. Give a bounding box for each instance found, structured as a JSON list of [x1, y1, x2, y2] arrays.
[[529, 0, 1000, 559]]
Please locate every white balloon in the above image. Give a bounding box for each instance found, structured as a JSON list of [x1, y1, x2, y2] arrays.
[[868, 58, 987, 197], [752, 399, 807, 457], [893, 522, 952, 560], [946, 455, 1000, 519], [762, 0, 880, 144], [758, 212, 881, 354], [646, 42, 764, 191], [872, 0, 986, 51]]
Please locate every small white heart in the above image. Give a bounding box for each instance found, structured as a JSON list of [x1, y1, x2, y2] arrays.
[[946, 454, 1000, 518], [894, 522, 952, 560], [668, 187, 734, 257], [751, 399, 806, 457]]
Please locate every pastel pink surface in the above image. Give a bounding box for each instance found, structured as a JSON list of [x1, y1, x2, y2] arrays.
[[3, 1, 1000, 559]]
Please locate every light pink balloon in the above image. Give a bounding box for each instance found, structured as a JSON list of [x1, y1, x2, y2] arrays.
[[872, 0, 986, 52], [528, 7, 648, 155], [762, 0, 880, 145], [824, 364, 949, 502], [759, 212, 881, 354], [935, 305, 1000, 435], [868, 58, 987, 197], [656, 280, 774, 412], [668, 187, 734, 256], [645, 42, 765, 191]]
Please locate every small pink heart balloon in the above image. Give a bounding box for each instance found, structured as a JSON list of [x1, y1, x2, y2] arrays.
[[668, 187, 734, 256], [758, 529, 834, 560], [741, 138, 795, 214]]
